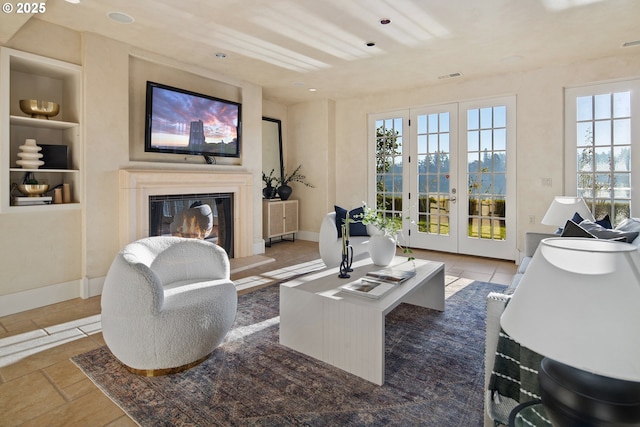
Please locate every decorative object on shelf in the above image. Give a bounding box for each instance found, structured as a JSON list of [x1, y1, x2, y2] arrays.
[[277, 164, 314, 201], [40, 144, 69, 169], [500, 237, 640, 427], [17, 172, 49, 197], [62, 183, 71, 203], [262, 169, 278, 199], [358, 204, 414, 267], [17, 183, 49, 197], [53, 188, 63, 204], [19, 99, 60, 120], [16, 138, 44, 168]]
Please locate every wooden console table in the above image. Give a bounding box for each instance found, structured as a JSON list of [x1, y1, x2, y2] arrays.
[[263, 199, 298, 246]]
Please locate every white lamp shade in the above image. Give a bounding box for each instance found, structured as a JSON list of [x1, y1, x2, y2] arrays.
[[500, 237, 640, 381], [541, 196, 595, 227]]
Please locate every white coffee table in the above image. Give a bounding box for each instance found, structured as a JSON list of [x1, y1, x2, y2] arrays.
[[279, 256, 445, 385]]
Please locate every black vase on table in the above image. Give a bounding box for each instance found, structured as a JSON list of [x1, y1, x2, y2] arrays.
[[277, 184, 292, 200], [263, 184, 276, 199]]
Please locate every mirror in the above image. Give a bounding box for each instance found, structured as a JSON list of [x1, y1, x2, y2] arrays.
[[262, 117, 284, 196]]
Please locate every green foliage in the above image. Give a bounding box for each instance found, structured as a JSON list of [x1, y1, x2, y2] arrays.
[[356, 204, 414, 262], [279, 164, 315, 187], [358, 205, 403, 236], [262, 169, 277, 187]]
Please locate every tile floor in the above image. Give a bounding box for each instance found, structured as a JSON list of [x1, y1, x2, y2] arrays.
[[0, 240, 516, 426]]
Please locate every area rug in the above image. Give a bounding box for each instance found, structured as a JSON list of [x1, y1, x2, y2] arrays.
[[73, 280, 506, 426]]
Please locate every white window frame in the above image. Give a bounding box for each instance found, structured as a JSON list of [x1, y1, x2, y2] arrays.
[[565, 79, 640, 221]]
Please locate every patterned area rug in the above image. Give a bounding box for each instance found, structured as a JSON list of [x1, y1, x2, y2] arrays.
[[73, 280, 505, 426]]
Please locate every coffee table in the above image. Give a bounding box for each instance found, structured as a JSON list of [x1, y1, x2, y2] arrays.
[[279, 256, 445, 385]]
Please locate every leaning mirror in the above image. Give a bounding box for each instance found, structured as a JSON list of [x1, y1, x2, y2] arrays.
[[262, 117, 284, 199]]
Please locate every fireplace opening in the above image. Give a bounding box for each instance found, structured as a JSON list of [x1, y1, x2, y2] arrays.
[[149, 193, 234, 257]]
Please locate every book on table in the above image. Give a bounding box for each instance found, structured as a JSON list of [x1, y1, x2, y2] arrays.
[[365, 268, 416, 283], [339, 268, 416, 299]]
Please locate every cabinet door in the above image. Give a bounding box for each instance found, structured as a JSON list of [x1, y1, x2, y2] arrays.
[[270, 202, 285, 236], [283, 201, 298, 234]]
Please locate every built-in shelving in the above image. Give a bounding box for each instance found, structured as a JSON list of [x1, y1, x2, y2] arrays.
[[0, 47, 83, 212]]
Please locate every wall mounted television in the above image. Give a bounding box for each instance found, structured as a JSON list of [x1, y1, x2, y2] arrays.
[[145, 81, 241, 159]]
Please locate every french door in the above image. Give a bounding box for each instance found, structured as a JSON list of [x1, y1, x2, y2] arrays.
[[368, 96, 516, 260]]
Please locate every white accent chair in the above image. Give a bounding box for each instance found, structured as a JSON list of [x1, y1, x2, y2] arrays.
[[101, 236, 237, 373], [319, 212, 372, 267]]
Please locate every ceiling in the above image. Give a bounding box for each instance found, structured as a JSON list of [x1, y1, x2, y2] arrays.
[[2, 0, 640, 104]]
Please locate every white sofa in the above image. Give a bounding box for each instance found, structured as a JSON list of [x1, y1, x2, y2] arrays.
[[101, 236, 237, 373], [319, 211, 373, 267], [484, 220, 640, 426], [483, 232, 554, 426]]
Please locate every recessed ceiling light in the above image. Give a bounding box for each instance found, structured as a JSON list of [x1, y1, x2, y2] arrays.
[[107, 11, 135, 24], [65, 0, 80, 4], [308, 88, 317, 92], [365, 42, 376, 47], [215, 52, 227, 59], [622, 40, 640, 48], [380, 18, 391, 25]]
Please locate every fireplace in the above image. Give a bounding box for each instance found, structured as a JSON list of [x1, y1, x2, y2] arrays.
[[149, 193, 234, 257], [119, 169, 253, 258]]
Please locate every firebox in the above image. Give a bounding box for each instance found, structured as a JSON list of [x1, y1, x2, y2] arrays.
[[149, 193, 234, 257]]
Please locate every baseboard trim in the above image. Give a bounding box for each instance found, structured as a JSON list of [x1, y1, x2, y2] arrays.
[[296, 230, 318, 242], [86, 276, 105, 299], [0, 279, 85, 317]]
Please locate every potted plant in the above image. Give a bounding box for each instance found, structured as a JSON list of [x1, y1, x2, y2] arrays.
[[277, 164, 314, 200], [357, 204, 414, 266], [262, 169, 278, 199]]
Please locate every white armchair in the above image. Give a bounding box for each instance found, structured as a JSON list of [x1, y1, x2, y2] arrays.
[[319, 211, 372, 267], [101, 236, 237, 374]]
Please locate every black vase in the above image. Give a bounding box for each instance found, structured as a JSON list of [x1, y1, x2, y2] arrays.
[[263, 185, 276, 199], [277, 184, 292, 200]]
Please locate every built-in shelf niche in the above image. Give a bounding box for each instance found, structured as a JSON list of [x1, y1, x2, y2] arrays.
[[1, 47, 83, 212]]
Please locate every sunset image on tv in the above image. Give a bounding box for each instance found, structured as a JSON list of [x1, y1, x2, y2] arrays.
[[149, 84, 239, 156]]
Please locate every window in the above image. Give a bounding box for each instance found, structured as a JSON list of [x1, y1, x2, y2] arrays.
[[416, 112, 451, 235], [374, 116, 404, 216], [566, 80, 639, 225], [466, 106, 507, 240]]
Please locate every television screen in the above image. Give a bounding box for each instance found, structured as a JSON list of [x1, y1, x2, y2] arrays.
[[145, 81, 241, 158]]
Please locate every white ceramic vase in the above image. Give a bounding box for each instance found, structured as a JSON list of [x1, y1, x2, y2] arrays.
[[369, 233, 396, 266], [16, 138, 44, 168]]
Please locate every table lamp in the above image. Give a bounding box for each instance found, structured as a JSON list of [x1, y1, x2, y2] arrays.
[[500, 237, 640, 426], [541, 196, 595, 232]]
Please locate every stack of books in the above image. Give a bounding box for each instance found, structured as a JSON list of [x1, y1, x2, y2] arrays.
[[339, 268, 416, 299], [13, 196, 52, 206]]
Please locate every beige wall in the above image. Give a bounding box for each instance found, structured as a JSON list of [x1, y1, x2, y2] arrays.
[[1, 20, 83, 296], [286, 52, 640, 254], [287, 99, 336, 237], [1, 21, 264, 311], [2, 17, 639, 311], [83, 33, 130, 284]]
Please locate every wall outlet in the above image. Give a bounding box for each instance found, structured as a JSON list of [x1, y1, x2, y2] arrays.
[[541, 178, 552, 187], [529, 215, 536, 224]]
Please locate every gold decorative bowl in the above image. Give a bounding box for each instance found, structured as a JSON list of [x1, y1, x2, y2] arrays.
[[17, 184, 50, 197], [19, 100, 60, 120]]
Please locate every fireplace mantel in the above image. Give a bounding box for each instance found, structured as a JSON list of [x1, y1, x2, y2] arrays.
[[119, 169, 253, 258]]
